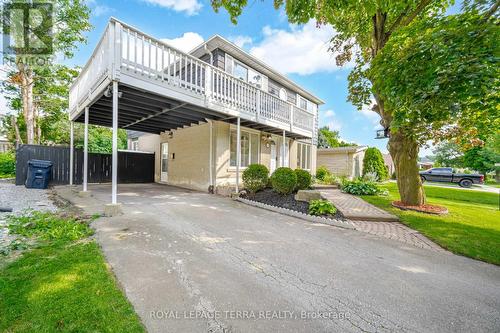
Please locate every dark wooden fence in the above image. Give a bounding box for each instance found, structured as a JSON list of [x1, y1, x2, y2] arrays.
[[15, 144, 155, 186]]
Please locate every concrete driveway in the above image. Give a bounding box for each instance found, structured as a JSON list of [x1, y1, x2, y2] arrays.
[[57, 184, 500, 333]]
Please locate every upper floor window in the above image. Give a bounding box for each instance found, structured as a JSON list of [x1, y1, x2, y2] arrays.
[[279, 88, 287, 101], [299, 97, 308, 110], [225, 54, 248, 81]]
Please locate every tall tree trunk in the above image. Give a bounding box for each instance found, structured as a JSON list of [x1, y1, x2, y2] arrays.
[[19, 64, 35, 144], [388, 130, 426, 205], [11, 115, 23, 145]]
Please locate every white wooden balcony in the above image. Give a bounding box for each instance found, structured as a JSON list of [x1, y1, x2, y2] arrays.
[[69, 18, 316, 139]]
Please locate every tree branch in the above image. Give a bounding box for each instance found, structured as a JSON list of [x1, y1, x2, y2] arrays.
[[387, 0, 432, 35], [483, 0, 500, 21]]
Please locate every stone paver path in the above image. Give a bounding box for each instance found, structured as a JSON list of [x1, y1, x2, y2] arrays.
[[351, 220, 446, 252], [320, 189, 399, 222]]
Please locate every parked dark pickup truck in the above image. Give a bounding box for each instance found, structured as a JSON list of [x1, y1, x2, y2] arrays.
[[419, 167, 484, 188]]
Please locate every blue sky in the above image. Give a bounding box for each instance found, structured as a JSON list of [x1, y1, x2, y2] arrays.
[[3, 0, 462, 154]]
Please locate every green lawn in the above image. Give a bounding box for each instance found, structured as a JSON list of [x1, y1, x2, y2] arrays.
[[0, 212, 145, 332], [361, 183, 500, 265]]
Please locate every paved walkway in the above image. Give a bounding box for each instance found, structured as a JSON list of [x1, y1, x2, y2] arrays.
[[55, 184, 500, 333], [320, 189, 399, 222]]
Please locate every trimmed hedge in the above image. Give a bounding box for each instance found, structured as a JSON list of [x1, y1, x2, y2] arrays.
[[295, 169, 312, 190], [242, 164, 269, 195], [270, 167, 297, 195]]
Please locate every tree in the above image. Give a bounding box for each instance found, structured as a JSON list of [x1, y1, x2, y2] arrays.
[[362, 147, 389, 181], [317, 126, 355, 148], [1, 0, 91, 144], [432, 142, 464, 168], [463, 132, 500, 176], [212, 0, 499, 205]]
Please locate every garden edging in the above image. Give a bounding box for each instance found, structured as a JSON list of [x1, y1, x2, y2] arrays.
[[236, 197, 355, 230]]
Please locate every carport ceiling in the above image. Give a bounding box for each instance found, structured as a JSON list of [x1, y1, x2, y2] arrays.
[[74, 83, 308, 139], [74, 84, 226, 134]]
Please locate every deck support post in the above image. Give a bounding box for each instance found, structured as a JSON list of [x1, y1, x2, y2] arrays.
[[111, 81, 119, 204], [236, 117, 241, 194], [79, 107, 90, 197], [104, 81, 122, 216], [69, 121, 74, 185], [282, 129, 286, 167]]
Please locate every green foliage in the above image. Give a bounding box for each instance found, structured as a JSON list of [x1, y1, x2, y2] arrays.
[[270, 167, 297, 195], [315, 166, 330, 181], [7, 211, 94, 244], [308, 199, 337, 216], [342, 179, 385, 196], [294, 169, 312, 190], [317, 126, 355, 148], [0, 152, 15, 176], [370, 11, 500, 144], [432, 141, 464, 168], [362, 147, 388, 181], [242, 164, 269, 194], [322, 173, 340, 185]]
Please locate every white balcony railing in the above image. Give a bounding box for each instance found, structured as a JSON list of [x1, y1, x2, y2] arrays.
[[69, 19, 316, 137]]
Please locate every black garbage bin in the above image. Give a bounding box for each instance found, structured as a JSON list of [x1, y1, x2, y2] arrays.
[[26, 159, 53, 189]]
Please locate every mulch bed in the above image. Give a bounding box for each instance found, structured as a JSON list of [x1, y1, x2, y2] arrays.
[[391, 201, 449, 215], [241, 188, 344, 220]]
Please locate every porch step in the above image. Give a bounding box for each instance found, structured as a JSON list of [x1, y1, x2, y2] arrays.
[[320, 189, 399, 222]]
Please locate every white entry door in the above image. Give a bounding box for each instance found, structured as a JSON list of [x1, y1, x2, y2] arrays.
[[161, 143, 169, 182], [270, 142, 277, 173]]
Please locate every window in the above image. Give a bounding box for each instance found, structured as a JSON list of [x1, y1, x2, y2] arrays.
[[130, 138, 139, 151], [225, 54, 248, 81], [297, 143, 311, 170], [279, 88, 287, 101], [230, 129, 259, 167], [299, 97, 308, 110], [233, 61, 248, 81]]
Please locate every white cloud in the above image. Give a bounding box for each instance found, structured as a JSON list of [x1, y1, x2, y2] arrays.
[[229, 35, 252, 49], [360, 97, 381, 127], [85, 0, 114, 17], [248, 21, 346, 75], [321, 109, 341, 131], [161, 32, 204, 53], [140, 0, 202, 15]]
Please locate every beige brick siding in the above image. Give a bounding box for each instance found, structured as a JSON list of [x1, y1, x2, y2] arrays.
[[317, 150, 364, 179]]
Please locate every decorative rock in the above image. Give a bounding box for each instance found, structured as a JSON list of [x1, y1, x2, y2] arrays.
[[294, 190, 322, 203]]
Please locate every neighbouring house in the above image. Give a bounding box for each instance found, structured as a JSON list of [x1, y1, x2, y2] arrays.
[[68, 18, 323, 197], [383, 153, 395, 176], [0, 134, 11, 153], [126, 130, 158, 153], [418, 157, 434, 170], [316, 146, 367, 179]]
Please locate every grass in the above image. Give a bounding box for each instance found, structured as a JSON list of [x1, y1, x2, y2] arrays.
[[0, 173, 15, 179], [0, 211, 145, 332], [361, 183, 500, 265]]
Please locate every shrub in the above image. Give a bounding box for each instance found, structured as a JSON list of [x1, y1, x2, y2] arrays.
[[362, 171, 378, 182], [315, 166, 330, 181], [322, 173, 340, 185], [362, 147, 389, 181], [270, 167, 297, 195], [341, 179, 383, 196], [0, 152, 15, 177], [308, 199, 337, 216], [242, 164, 269, 195], [294, 169, 312, 190]]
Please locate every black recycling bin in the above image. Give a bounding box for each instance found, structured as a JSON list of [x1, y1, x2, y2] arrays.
[[25, 159, 53, 189]]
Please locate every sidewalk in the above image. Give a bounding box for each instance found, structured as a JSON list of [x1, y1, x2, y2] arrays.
[[320, 189, 399, 222]]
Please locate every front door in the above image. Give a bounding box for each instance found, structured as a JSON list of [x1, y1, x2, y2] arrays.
[[270, 142, 277, 173], [161, 142, 168, 182]]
